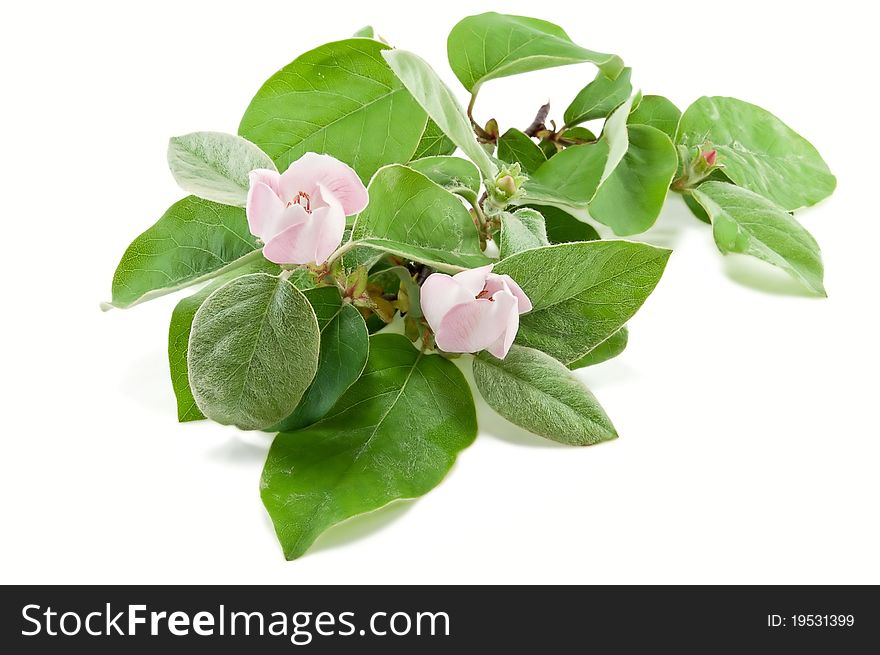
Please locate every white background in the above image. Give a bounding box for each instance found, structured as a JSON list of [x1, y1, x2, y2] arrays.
[[2, 0, 878, 584]]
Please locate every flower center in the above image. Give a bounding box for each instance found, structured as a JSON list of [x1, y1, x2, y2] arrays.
[[475, 285, 494, 302], [287, 191, 311, 213]]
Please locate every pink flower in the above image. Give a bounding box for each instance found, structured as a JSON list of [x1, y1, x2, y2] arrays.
[[246, 153, 368, 265], [421, 265, 532, 359]]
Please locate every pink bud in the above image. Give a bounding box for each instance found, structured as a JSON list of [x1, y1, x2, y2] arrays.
[[420, 265, 532, 359], [246, 153, 368, 265], [702, 149, 717, 167]]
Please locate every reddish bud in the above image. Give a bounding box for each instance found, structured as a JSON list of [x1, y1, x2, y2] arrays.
[[702, 149, 717, 167]]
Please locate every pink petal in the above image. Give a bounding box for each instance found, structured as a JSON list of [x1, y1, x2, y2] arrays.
[[279, 152, 368, 216], [483, 273, 532, 314], [261, 188, 346, 265], [249, 168, 282, 196], [246, 181, 285, 240], [498, 274, 532, 313], [262, 202, 309, 243], [307, 186, 347, 264], [420, 273, 475, 332], [486, 293, 521, 358], [435, 291, 518, 355], [262, 222, 310, 265], [452, 264, 494, 297]]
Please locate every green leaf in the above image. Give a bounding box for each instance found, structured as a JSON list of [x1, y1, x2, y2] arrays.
[[382, 48, 498, 180], [682, 191, 711, 224], [589, 124, 678, 235], [167, 131, 275, 207], [108, 196, 260, 309], [521, 141, 610, 213], [369, 265, 423, 319], [351, 164, 489, 271], [411, 119, 457, 159], [494, 241, 670, 363], [499, 208, 549, 258], [564, 67, 632, 126], [599, 94, 637, 184], [563, 126, 597, 143], [365, 314, 387, 334], [677, 96, 835, 210], [407, 155, 481, 203], [447, 12, 623, 94], [239, 39, 427, 183], [188, 273, 320, 430], [682, 170, 733, 224], [520, 98, 631, 215], [261, 333, 477, 559], [353, 25, 376, 38], [627, 94, 681, 140], [526, 204, 600, 243], [473, 345, 617, 446], [272, 287, 369, 432], [168, 258, 282, 423], [497, 128, 546, 174], [691, 181, 826, 296], [568, 326, 628, 370], [538, 138, 558, 159]]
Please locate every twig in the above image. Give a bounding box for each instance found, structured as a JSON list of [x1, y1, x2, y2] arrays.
[[467, 93, 495, 142]]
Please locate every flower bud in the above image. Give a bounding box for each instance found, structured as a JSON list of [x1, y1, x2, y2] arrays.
[[496, 174, 517, 197], [671, 144, 722, 192], [486, 163, 528, 212], [702, 149, 718, 167]]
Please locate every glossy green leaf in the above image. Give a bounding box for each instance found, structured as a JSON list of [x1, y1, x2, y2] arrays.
[[261, 333, 477, 559], [188, 273, 320, 430], [521, 141, 610, 213], [408, 155, 481, 203], [473, 345, 617, 446], [239, 39, 427, 183], [497, 128, 546, 174], [682, 169, 733, 224], [499, 208, 549, 258], [538, 138, 558, 159], [351, 164, 489, 271], [108, 196, 260, 309], [411, 119, 457, 159], [682, 191, 711, 224], [564, 67, 632, 126], [599, 94, 636, 184], [382, 48, 497, 180], [519, 99, 631, 216], [167, 131, 275, 207], [590, 124, 678, 235], [568, 326, 628, 370], [272, 287, 369, 432], [364, 314, 387, 334], [495, 241, 670, 363], [691, 181, 826, 295], [447, 12, 623, 94], [526, 204, 600, 243], [168, 258, 282, 423], [677, 96, 835, 210], [627, 95, 681, 140]]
